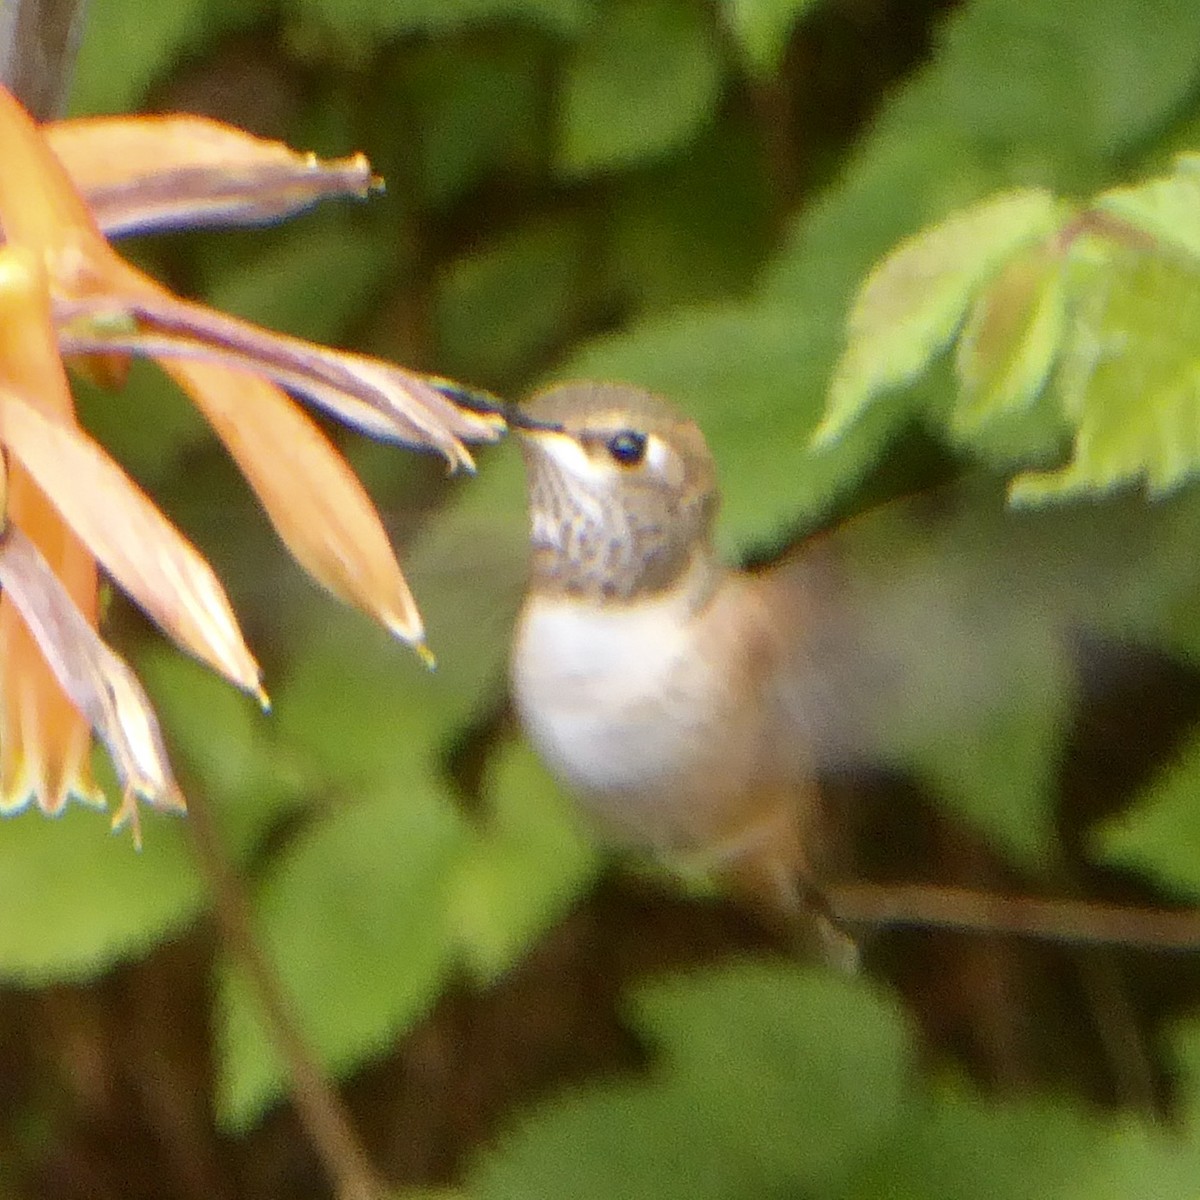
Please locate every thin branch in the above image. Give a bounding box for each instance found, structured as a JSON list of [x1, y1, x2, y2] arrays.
[[185, 793, 388, 1200], [828, 882, 1200, 952]]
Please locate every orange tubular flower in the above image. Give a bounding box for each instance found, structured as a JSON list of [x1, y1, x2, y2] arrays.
[[0, 86, 503, 840]]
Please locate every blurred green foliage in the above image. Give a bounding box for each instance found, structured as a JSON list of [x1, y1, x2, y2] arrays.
[[8, 0, 1200, 1197]]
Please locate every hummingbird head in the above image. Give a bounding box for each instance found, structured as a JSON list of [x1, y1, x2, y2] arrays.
[[516, 382, 720, 601]]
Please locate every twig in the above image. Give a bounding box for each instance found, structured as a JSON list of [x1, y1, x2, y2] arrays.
[[185, 793, 388, 1200], [828, 882, 1200, 952]]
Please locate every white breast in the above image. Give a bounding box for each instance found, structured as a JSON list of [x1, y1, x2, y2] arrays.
[[509, 587, 725, 806]]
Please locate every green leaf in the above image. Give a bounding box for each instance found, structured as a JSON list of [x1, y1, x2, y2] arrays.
[[954, 247, 1069, 436], [606, 125, 774, 315], [214, 777, 468, 1128], [556, 0, 723, 177], [448, 743, 598, 984], [471, 964, 912, 1199], [0, 805, 202, 984], [69, 0, 262, 115], [290, 0, 594, 55], [1094, 724, 1200, 900], [403, 42, 543, 208], [818, 190, 1067, 446], [842, 1085, 1200, 1200], [435, 217, 587, 385], [1012, 243, 1200, 501], [720, 0, 821, 78], [203, 217, 394, 345], [136, 648, 309, 860], [1094, 158, 1200, 264], [73, 360, 211, 490]]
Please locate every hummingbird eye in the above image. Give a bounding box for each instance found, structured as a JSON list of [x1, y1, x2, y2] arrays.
[[605, 430, 648, 466]]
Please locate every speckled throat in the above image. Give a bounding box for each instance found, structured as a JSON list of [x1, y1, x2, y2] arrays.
[[523, 442, 718, 602]]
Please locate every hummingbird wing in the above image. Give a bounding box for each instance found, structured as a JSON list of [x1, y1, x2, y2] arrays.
[[761, 483, 1200, 791]]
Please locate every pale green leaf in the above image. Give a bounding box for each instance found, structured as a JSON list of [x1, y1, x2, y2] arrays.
[[819, 189, 1067, 445], [556, 0, 723, 177], [1094, 159, 1200, 264], [1012, 245, 1200, 502], [954, 248, 1069, 436]]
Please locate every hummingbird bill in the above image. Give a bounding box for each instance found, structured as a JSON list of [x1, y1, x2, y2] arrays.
[[508, 381, 1200, 968]]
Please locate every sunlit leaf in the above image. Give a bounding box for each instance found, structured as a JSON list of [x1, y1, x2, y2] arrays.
[[954, 246, 1069, 436], [819, 190, 1067, 445], [1012, 243, 1200, 501], [1093, 155, 1200, 264]]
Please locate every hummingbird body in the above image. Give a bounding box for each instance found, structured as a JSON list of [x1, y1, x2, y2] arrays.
[[509, 381, 842, 960]]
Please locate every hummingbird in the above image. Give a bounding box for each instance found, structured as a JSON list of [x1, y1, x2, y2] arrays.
[[506, 380, 1200, 969], [508, 380, 865, 966]]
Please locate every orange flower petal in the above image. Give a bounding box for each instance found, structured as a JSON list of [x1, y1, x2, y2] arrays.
[[0, 85, 108, 286], [0, 519, 184, 824], [0, 462, 101, 815], [0, 244, 263, 701], [165, 358, 427, 645], [55, 272, 503, 459], [46, 114, 379, 239], [1, 390, 265, 702]]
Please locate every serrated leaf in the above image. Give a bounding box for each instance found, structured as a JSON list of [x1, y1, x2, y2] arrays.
[[1012, 245, 1200, 502], [471, 964, 912, 1199], [1094, 160, 1200, 264], [954, 247, 1068, 436], [0, 805, 201, 983], [819, 190, 1067, 445], [556, 0, 723, 177], [1094, 724, 1200, 901], [721, 0, 820, 78]]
